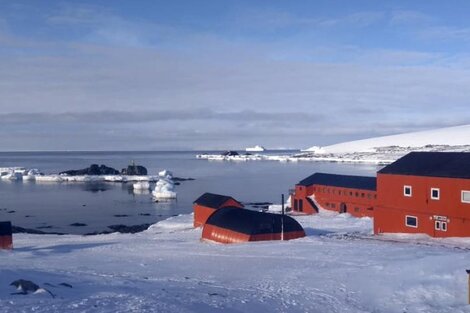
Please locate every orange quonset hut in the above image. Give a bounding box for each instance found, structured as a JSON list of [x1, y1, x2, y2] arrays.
[[0, 221, 13, 249], [291, 173, 377, 217], [375, 152, 470, 237], [193, 193, 244, 228], [202, 207, 306, 244]]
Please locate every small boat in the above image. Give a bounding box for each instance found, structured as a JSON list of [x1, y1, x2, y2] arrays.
[[245, 145, 266, 152]]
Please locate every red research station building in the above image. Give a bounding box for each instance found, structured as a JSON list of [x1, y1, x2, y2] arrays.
[[374, 152, 470, 237], [193, 192, 244, 228], [291, 172, 377, 217]]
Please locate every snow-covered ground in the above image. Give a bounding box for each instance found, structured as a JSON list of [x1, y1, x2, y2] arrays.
[[197, 124, 470, 164], [1, 212, 470, 313]]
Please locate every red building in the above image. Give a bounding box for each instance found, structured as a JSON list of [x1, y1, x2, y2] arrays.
[[0, 221, 13, 250], [375, 152, 470, 237], [202, 207, 305, 244], [291, 173, 377, 217], [193, 193, 243, 228]]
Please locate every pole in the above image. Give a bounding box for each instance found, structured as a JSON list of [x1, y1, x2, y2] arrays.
[[467, 270, 470, 304], [281, 194, 285, 241]]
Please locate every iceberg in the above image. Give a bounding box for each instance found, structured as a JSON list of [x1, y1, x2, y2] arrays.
[[246, 145, 266, 152], [152, 177, 177, 200]]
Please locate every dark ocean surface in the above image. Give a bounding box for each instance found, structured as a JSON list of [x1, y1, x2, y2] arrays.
[[0, 151, 381, 234]]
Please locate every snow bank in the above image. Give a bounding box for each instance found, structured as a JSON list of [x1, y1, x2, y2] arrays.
[[146, 214, 194, 232]]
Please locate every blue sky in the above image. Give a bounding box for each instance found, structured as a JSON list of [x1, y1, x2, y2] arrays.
[[1, 1, 470, 150]]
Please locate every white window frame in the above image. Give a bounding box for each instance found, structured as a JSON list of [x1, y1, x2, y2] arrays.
[[403, 185, 412, 197], [405, 215, 418, 228], [435, 220, 447, 232], [462, 190, 470, 203], [430, 188, 440, 200]]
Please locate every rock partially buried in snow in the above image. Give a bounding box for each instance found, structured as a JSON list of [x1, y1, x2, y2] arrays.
[[10, 279, 55, 298]]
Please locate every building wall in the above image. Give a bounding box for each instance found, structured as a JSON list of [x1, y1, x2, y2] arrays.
[[193, 199, 243, 228], [0, 235, 12, 249], [291, 184, 377, 217], [375, 173, 470, 237]]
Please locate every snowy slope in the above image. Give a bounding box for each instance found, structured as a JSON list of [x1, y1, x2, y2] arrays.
[[307, 124, 470, 153], [1, 213, 470, 312]]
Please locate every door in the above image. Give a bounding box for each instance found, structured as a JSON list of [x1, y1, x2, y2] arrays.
[[340, 202, 347, 213]]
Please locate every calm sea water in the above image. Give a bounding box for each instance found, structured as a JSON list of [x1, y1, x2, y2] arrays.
[[0, 151, 381, 234]]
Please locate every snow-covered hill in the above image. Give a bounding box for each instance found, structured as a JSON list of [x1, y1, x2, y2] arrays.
[[307, 124, 470, 153]]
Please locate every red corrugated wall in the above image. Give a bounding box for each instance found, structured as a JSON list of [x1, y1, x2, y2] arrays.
[[375, 173, 470, 237]]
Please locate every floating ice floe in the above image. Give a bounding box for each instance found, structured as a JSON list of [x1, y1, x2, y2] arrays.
[[35, 175, 64, 183], [0, 167, 161, 184], [133, 181, 150, 190]]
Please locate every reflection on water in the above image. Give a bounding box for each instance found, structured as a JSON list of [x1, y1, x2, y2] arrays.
[[0, 151, 381, 234], [81, 182, 113, 193]]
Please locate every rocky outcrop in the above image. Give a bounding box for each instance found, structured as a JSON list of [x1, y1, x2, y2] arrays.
[[59, 164, 120, 176], [121, 164, 147, 176]]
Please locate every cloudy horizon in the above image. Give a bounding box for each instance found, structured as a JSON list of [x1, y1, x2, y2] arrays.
[[1, 1, 470, 151]]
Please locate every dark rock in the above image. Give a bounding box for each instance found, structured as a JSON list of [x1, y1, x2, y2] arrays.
[[173, 177, 195, 182], [121, 163, 147, 176], [84, 230, 113, 236], [60, 164, 120, 176], [36, 225, 53, 229], [12, 225, 65, 235], [10, 279, 55, 298], [7, 210, 16, 214], [59, 283, 73, 288], [107, 224, 151, 233], [114, 214, 129, 217], [221, 150, 239, 156], [139, 213, 151, 216], [243, 202, 273, 206], [70, 223, 87, 227]]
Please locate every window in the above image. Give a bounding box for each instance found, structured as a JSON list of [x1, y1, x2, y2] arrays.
[[349, 191, 353, 196], [431, 188, 440, 200], [462, 191, 470, 203], [294, 199, 298, 211], [404, 185, 412, 197], [298, 199, 303, 212], [361, 193, 365, 198], [405, 215, 418, 228], [331, 203, 336, 209], [435, 221, 447, 232], [355, 192, 359, 197], [354, 207, 360, 212]]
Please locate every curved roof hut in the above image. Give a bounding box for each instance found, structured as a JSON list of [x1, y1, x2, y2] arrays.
[[202, 207, 305, 244]]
